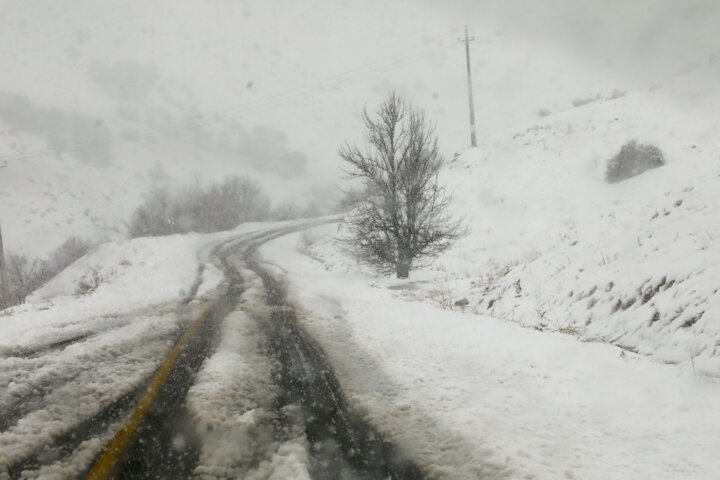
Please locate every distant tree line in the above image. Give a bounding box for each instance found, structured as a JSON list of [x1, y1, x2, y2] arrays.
[[128, 175, 332, 238]]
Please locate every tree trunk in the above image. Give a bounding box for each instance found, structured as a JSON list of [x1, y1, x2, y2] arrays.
[[396, 248, 411, 278], [396, 262, 410, 279]]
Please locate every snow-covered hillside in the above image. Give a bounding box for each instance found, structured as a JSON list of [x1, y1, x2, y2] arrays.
[[252, 71, 720, 476], [260, 228, 720, 480], [302, 62, 720, 376], [1, 0, 661, 258]]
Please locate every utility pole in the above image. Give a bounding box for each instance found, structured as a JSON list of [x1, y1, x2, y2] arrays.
[[459, 25, 478, 148], [0, 223, 10, 309]]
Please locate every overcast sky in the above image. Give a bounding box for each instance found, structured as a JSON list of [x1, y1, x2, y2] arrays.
[[0, 0, 717, 202], [468, 0, 720, 77]]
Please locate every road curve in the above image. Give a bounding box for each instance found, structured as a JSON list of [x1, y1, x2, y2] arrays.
[[3, 222, 426, 480]]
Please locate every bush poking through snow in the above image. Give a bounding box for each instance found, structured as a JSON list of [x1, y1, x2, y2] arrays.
[[607, 88, 627, 100], [572, 94, 602, 107], [605, 141, 665, 183], [537, 108, 552, 118], [51, 236, 91, 272], [3, 236, 91, 305], [75, 267, 107, 295], [572, 89, 626, 107]]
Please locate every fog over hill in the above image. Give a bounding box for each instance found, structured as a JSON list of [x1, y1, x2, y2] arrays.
[[0, 0, 718, 254]]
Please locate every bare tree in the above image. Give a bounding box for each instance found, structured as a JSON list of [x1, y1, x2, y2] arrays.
[[340, 93, 462, 278], [6, 253, 45, 305], [2, 236, 92, 306], [128, 187, 177, 237], [50, 236, 91, 271]]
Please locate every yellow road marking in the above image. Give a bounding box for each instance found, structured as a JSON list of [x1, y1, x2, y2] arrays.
[[85, 305, 215, 480]]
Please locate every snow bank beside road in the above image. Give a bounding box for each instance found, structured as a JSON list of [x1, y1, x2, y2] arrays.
[[33, 234, 207, 302], [260, 230, 720, 480], [0, 233, 218, 354], [0, 219, 310, 356]]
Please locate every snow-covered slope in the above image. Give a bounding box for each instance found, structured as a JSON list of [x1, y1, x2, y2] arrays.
[[0, 132, 150, 256], [0, 101, 317, 257], [260, 228, 720, 480], [438, 63, 720, 374], [307, 62, 720, 375], [0, 1, 646, 258], [0, 231, 221, 355], [254, 70, 720, 475]]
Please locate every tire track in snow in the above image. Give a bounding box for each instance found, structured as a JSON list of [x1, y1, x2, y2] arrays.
[[82, 235, 254, 480], [0, 317, 187, 434], [243, 241, 426, 479], [5, 220, 418, 480], [3, 382, 148, 479], [96, 293, 240, 480]]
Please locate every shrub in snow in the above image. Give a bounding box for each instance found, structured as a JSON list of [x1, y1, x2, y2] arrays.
[[51, 236, 91, 272], [571, 89, 625, 108], [605, 141, 665, 183], [571, 94, 602, 107], [128, 187, 177, 237], [606, 88, 626, 100], [4, 236, 91, 305], [5, 253, 42, 305], [76, 266, 114, 295], [537, 108, 551, 118], [180, 176, 271, 232]]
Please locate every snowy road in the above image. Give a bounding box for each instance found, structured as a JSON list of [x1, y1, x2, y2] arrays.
[[1, 222, 424, 480]]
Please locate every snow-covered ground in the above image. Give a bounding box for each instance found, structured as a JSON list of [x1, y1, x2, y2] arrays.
[[259, 229, 720, 480], [426, 64, 720, 376], [2, 3, 718, 479], [255, 63, 720, 479], [0, 219, 327, 479], [1, 0, 678, 259], [1, 232, 220, 353], [288, 61, 720, 377]]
